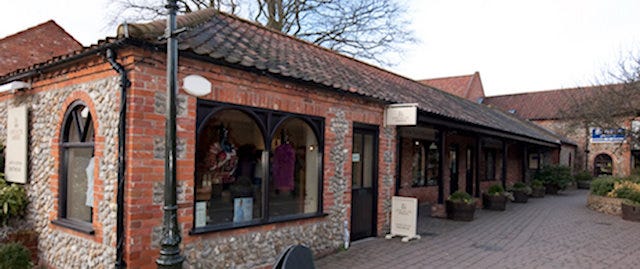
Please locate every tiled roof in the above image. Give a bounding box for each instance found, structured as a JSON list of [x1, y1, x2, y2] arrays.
[[118, 8, 560, 145], [420, 73, 474, 98], [0, 20, 82, 76], [483, 85, 612, 120]]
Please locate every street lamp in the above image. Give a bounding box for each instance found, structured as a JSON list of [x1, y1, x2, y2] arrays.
[[156, 0, 184, 268]]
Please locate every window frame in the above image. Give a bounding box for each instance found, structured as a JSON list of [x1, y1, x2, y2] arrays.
[[52, 101, 95, 235], [411, 139, 440, 187], [192, 100, 325, 234]]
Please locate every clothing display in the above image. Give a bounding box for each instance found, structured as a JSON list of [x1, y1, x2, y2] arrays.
[[206, 142, 238, 184], [273, 143, 295, 192]]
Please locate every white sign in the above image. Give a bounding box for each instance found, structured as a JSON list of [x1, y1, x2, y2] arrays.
[[183, 74, 212, 97], [352, 153, 361, 162], [385, 196, 420, 242], [385, 103, 417, 126], [195, 201, 207, 228], [6, 105, 28, 184]]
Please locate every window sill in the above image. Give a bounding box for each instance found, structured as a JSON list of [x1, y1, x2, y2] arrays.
[[52, 219, 95, 235], [189, 212, 327, 235]]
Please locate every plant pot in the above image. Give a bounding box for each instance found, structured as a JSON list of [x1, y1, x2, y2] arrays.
[[482, 194, 507, 211], [544, 183, 559, 195], [577, 181, 591, 190], [621, 203, 640, 222], [512, 190, 529, 203], [530, 187, 545, 198], [446, 200, 475, 221]]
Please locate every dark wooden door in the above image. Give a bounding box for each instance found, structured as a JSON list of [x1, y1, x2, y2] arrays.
[[449, 146, 459, 194], [351, 126, 378, 241], [466, 147, 474, 195]]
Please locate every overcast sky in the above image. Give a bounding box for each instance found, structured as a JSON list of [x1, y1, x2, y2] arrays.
[[2, 0, 639, 96]]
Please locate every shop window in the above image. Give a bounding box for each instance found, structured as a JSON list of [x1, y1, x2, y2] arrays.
[[411, 140, 439, 187], [485, 150, 496, 181], [594, 154, 613, 177], [55, 101, 95, 233], [195, 101, 323, 232]]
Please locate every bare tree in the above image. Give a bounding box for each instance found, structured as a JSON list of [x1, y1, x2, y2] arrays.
[[107, 0, 415, 66]]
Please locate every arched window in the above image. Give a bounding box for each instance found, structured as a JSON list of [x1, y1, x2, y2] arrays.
[[194, 100, 324, 231], [195, 109, 265, 226], [594, 154, 613, 177], [269, 118, 320, 217], [58, 101, 95, 231]]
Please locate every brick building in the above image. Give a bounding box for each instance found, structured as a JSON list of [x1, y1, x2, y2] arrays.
[[1, 10, 565, 268]]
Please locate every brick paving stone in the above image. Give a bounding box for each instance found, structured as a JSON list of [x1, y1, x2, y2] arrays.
[[315, 190, 640, 269]]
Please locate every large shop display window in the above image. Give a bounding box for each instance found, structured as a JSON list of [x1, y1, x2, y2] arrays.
[[56, 101, 95, 233], [195, 101, 323, 231]]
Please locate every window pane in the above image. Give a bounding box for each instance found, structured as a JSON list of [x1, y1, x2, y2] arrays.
[[363, 134, 374, 188], [66, 147, 93, 223], [269, 118, 320, 217], [411, 141, 425, 186], [352, 133, 363, 188], [195, 109, 264, 226], [426, 142, 439, 186]]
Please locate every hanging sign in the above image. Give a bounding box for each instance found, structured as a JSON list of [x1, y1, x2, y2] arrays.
[[385, 196, 420, 242], [384, 103, 418, 126], [6, 105, 28, 184]]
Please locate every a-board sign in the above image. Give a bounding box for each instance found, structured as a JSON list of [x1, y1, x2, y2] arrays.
[[386, 196, 420, 242]]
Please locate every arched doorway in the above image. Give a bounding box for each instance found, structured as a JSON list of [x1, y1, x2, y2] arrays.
[[594, 154, 613, 177]]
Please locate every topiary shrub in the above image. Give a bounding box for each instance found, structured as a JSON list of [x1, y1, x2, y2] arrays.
[[590, 177, 616, 196], [0, 178, 28, 226], [0, 242, 32, 269], [534, 165, 573, 190]]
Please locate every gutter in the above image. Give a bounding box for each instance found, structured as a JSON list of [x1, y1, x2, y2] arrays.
[[105, 48, 131, 269]]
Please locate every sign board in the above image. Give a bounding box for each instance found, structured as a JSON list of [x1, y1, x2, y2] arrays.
[[385, 196, 420, 242], [590, 127, 625, 143], [6, 105, 28, 184], [384, 103, 418, 126], [195, 201, 207, 228]]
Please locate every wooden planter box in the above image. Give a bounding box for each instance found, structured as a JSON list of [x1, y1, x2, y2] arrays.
[[544, 183, 559, 195], [482, 194, 507, 211], [530, 187, 545, 198], [446, 200, 475, 221], [512, 190, 529, 203], [621, 203, 640, 222]]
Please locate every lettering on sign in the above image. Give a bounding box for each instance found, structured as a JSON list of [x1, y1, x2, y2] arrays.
[[385, 196, 420, 242]]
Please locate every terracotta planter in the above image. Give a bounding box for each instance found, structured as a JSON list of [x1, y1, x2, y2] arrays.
[[482, 194, 507, 211], [621, 203, 640, 222], [530, 187, 545, 198], [544, 183, 559, 195], [446, 200, 475, 221], [512, 190, 529, 203]]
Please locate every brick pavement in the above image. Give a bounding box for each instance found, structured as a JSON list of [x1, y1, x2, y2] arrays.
[[315, 190, 640, 269]]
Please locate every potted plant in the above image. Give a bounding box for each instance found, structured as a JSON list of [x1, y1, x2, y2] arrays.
[[610, 180, 640, 222], [509, 182, 532, 203], [575, 170, 593, 190], [446, 191, 475, 221], [530, 180, 545, 198], [482, 184, 508, 211], [533, 165, 572, 195]]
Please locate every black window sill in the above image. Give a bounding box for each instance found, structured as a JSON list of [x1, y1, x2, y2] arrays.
[[52, 219, 95, 235], [189, 212, 327, 235]]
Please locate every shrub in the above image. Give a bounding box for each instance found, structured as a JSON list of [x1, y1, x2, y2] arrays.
[[448, 191, 474, 205], [533, 165, 573, 189], [0, 242, 32, 269], [0, 178, 28, 226], [610, 181, 640, 199], [531, 180, 544, 188], [590, 177, 616, 196], [509, 182, 532, 195], [574, 171, 593, 182], [487, 184, 504, 196]]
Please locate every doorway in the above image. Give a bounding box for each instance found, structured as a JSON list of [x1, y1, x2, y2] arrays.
[[594, 154, 613, 177], [351, 125, 378, 241]]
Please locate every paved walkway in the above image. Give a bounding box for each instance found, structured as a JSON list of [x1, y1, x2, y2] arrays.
[[316, 190, 640, 269]]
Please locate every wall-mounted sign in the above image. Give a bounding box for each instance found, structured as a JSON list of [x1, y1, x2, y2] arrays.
[[385, 196, 420, 242], [183, 74, 212, 97], [384, 103, 418, 126], [590, 127, 625, 143], [6, 105, 28, 184]]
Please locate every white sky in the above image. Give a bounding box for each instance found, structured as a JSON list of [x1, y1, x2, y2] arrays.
[[2, 0, 639, 96]]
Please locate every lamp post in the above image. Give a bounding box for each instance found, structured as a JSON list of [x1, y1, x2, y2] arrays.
[[156, 0, 184, 268]]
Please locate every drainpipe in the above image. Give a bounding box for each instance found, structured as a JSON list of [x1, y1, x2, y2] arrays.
[[106, 48, 130, 269]]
